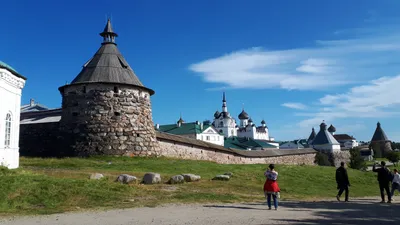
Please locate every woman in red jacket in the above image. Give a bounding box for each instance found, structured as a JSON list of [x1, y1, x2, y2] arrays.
[[264, 164, 280, 210]]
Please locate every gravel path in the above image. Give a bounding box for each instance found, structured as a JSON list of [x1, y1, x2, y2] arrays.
[[1, 197, 399, 225]]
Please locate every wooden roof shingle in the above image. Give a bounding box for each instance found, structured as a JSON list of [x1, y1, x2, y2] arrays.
[[59, 20, 154, 95]]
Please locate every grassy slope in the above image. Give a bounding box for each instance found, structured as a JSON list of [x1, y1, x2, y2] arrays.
[[0, 156, 391, 215]]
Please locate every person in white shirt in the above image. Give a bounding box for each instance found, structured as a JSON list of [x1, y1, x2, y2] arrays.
[[390, 169, 400, 198]]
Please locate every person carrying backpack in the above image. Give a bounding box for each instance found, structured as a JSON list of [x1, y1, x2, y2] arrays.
[[336, 162, 350, 202], [372, 161, 392, 203]]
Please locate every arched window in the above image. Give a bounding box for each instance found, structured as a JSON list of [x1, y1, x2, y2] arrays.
[[219, 121, 224, 127], [4, 113, 12, 148]]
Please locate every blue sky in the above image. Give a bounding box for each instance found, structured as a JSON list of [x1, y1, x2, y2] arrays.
[[2, 0, 400, 141]]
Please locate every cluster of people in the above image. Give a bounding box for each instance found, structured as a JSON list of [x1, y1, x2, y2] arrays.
[[262, 161, 400, 210], [335, 161, 400, 203]]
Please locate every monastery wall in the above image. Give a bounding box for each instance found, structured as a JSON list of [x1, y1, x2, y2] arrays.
[[19, 122, 316, 165]]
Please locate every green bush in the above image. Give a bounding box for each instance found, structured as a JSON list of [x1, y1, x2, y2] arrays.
[[349, 148, 367, 170], [386, 151, 400, 166], [314, 152, 332, 166]]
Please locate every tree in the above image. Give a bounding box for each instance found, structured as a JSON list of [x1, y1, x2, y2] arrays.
[[314, 152, 332, 166], [391, 142, 400, 151], [386, 151, 400, 166], [349, 147, 367, 170]]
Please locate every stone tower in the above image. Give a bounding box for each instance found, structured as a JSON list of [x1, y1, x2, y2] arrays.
[[369, 122, 392, 156], [58, 19, 159, 157]]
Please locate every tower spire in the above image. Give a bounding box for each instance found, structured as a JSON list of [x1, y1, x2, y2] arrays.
[[222, 92, 227, 112], [100, 18, 118, 44]]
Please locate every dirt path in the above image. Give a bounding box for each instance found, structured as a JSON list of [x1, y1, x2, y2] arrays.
[[1, 197, 399, 225]]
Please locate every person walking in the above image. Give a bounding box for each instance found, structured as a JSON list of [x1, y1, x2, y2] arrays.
[[390, 169, 400, 199], [336, 162, 350, 202], [263, 164, 280, 210], [372, 161, 392, 203]]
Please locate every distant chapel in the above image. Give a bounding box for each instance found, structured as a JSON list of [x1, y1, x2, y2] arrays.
[[212, 93, 272, 141]]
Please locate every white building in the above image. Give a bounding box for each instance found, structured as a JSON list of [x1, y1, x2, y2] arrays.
[[156, 118, 224, 146], [237, 109, 271, 141], [310, 121, 341, 153], [0, 61, 27, 169], [212, 92, 274, 142], [212, 92, 238, 138], [333, 134, 359, 149], [21, 99, 50, 112]]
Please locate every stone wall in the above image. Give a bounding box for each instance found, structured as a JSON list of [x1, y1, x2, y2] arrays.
[[370, 141, 392, 157], [58, 83, 159, 156], [157, 136, 316, 165], [331, 151, 351, 167], [19, 122, 62, 157], [19, 121, 317, 165]]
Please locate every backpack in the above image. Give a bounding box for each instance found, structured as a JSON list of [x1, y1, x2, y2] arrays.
[[386, 168, 394, 182]]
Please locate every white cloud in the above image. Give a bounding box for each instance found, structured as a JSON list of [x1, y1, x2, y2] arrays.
[[189, 26, 400, 91], [296, 75, 400, 129], [281, 102, 307, 110], [296, 58, 337, 74]]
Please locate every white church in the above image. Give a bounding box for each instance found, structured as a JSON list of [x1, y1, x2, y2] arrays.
[[0, 61, 26, 169], [212, 92, 274, 142]]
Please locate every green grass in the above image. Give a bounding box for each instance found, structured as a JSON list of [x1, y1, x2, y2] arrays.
[[0, 156, 386, 216]]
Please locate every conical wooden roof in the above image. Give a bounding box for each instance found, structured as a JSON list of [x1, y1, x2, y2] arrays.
[[371, 122, 389, 142], [59, 20, 154, 95]]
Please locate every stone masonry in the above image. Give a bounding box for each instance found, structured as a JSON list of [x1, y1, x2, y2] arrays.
[[59, 83, 159, 157], [158, 139, 316, 165]]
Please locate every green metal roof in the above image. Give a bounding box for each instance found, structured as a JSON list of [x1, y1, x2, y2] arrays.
[[224, 137, 277, 150], [157, 122, 213, 135], [0, 61, 18, 72], [0, 61, 26, 80]]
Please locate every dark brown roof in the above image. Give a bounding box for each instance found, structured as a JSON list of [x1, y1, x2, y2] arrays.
[[333, 134, 355, 141], [328, 124, 336, 133], [312, 122, 340, 145], [59, 20, 154, 95], [308, 128, 316, 141], [238, 109, 250, 120], [371, 122, 389, 142], [156, 131, 316, 158]]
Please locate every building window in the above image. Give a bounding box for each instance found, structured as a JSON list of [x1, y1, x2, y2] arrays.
[[4, 113, 12, 148], [219, 121, 223, 127], [206, 136, 210, 141]]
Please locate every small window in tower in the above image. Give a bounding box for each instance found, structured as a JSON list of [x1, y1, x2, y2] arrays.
[[72, 112, 79, 116], [114, 86, 119, 93], [114, 111, 121, 116], [83, 86, 87, 93], [118, 56, 128, 68], [137, 134, 140, 137]]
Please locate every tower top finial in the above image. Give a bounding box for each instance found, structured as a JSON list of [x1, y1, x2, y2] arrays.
[[100, 18, 118, 44], [223, 92, 226, 102]]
